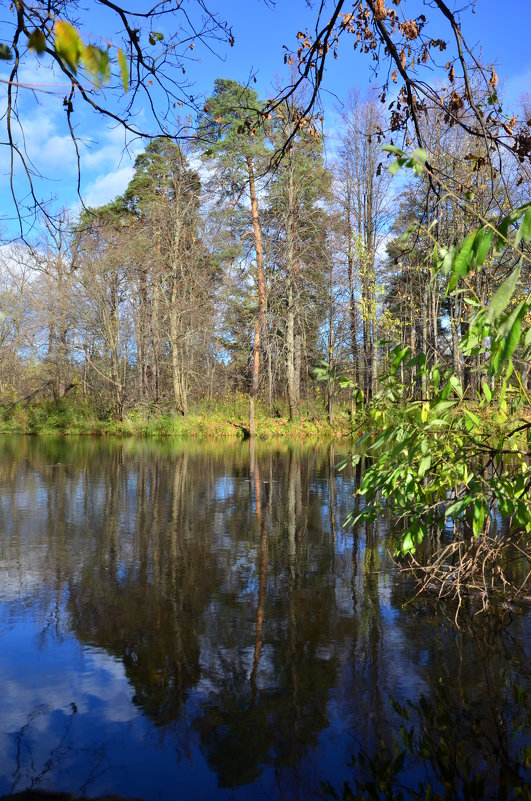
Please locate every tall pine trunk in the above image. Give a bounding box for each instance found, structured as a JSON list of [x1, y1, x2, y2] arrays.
[[247, 155, 266, 438]]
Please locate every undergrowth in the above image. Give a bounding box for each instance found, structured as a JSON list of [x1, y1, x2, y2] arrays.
[[0, 397, 349, 440]]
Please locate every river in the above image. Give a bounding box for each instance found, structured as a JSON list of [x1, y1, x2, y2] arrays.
[[0, 435, 529, 799]]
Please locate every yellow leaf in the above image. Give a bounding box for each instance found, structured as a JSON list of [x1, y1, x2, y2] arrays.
[[54, 20, 83, 72], [117, 48, 128, 92]]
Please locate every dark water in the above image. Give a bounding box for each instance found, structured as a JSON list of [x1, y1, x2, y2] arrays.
[[0, 435, 529, 800]]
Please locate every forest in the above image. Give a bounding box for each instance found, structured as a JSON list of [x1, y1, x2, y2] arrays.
[[0, 5, 529, 798], [1, 80, 530, 430], [0, 0, 530, 603]]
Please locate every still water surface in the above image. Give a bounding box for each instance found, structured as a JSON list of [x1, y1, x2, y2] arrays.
[[0, 436, 529, 799]]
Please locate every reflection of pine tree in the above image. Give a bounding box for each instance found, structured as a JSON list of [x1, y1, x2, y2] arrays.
[[195, 448, 342, 788], [68, 452, 220, 725]]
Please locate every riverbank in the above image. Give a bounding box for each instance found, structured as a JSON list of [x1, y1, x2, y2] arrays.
[[0, 398, 352, 440]]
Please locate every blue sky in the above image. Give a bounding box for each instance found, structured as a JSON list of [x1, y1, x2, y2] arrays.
[[0, 0, 530, 240]]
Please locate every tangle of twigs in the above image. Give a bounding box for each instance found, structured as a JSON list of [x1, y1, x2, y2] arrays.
[[401, 531, 531, 627]]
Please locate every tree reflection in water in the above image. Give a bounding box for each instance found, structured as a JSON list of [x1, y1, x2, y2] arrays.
[[0, 436, 528, 800]]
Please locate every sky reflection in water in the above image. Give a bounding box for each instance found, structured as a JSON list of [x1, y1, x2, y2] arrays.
[[0, 436, 529, 800]]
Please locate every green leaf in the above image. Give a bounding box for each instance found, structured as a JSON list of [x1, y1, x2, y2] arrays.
[[399, 222, 417, 243], [401, 532, 415, 554], [54, 20, 83, 72], [382, 144, 404, 156], [447, 232, 475, 293], [0, 44, 13, 60], [398, 522, 426, 555], [453, 232, 476, 277], [494, 220, 509, 256], [491, 205, 531, 254], [440, 245, 454, 276], [449, 374, 463, 397], [514, 206, 531, 246], [148, 31, 164, 45], [27, 29, 46, 54], [410, 147, 427, 165], [489, 341, 502, 376], [473, 226, 493, 266], [500, 308, 526, 365], [418, 455, 431, 477], [482, 381, 492, 403], [81, 45, 110, 85], [498, 300, 525, 336], [445, 496, 473, 518], [472, 499, 487, 537], [406, 353, 427, 369], [430, 399, 457, 415], [390, 345, 411, 374], [117, 48, 128, 92], [487, 263, 521, 322], [464, 408, 481, 428]]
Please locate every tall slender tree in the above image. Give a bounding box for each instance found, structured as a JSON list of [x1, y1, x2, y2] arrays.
[[266, 92, 331, 419], [198, 79, 269, 437]]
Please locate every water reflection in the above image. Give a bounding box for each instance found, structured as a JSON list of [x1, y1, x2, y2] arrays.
[[0, 436, 529, 800]]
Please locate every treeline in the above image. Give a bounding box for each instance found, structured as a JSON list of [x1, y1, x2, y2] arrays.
[[0, 79, 529, 426]]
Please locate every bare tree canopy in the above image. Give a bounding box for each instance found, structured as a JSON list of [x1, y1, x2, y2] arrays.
[[2, 0, 531, 238], [269, 0, 531, 173]]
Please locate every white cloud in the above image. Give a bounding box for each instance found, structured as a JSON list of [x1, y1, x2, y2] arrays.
[[82, 165, 135, 208], [0, 57, 143, 232], [82, 125, 141, 171]]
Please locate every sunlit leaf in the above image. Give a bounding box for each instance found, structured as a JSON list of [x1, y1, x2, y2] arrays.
[[117, 48, 129, 92], [473, 226, 492, 266], [464, 408, 481, 428], [410, 147, 427, 164], [81, 45, 110, 85], [418, 455, 431, 477], [499, 304, 527, 365], [447, 232, 475, 292], [514, 206, 531, 246], [54, 20, 83, 72], [482, 382, 492, 403], [472, 499, 487, 537], [148, 31, 164, 45], [382, 144, 404, 156], [453, 232, 476, 277], [487, 262, 521, 322]]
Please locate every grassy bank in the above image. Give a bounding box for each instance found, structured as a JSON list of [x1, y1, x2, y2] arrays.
[[0, 397, 352, 440]]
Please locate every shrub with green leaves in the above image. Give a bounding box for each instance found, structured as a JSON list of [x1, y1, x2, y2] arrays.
[[347, 148, 531, 612]]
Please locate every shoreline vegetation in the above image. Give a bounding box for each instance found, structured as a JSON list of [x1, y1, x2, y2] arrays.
[[0, 397, 351, 440]]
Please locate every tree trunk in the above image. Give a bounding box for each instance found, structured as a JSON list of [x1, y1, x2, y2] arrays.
[[327, 263, 334, 426], [421, 277, 429, 398], [169, 283, 188, 415], [247, 155, 267, 438], [250, 326, 259, 439], [286, 282, 297, 420], [285, 153, 300, 420]]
